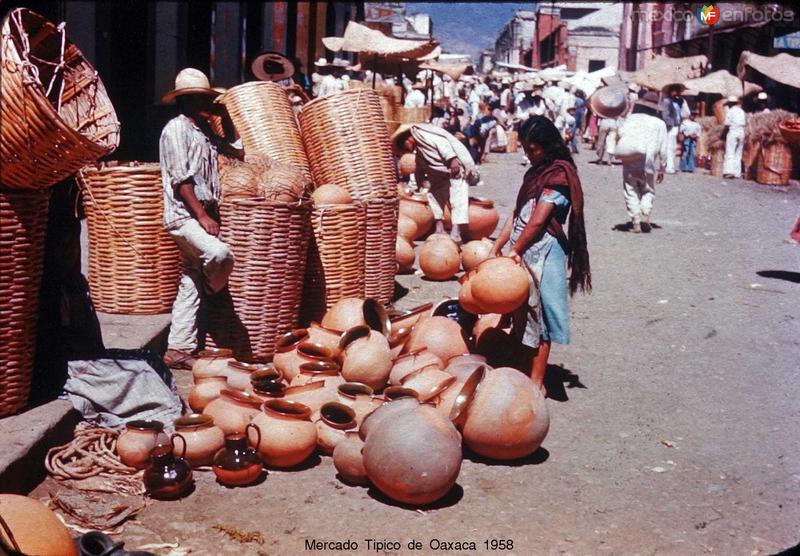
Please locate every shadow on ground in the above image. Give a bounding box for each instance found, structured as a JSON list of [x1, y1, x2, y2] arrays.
[[367, 483, 464, 510], [464, 447, 550, 467], [544, 364, 587, 402], [612, 222, 663, 232], [756, 270, 800, 284]]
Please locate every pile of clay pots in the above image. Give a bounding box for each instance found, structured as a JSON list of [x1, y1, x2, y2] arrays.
[[155, 296, 549, 507]]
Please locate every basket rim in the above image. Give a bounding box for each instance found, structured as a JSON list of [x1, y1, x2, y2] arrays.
[[218, 80, 287, 103], [301, 87, 379, 112]]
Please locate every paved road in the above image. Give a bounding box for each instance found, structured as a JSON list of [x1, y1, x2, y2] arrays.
[[34, 149, 800, 555]]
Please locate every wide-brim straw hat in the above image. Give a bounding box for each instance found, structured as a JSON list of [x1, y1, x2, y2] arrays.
[[531, 77, 545, 87], [162, 68, 219, 102], [635, 91, 661, 112], [589, 85, 628, 119], [725, 95, 740, 104], [390, 124, 415, 152], [252, 51, 295, 82], [314, 58, 329, 68]]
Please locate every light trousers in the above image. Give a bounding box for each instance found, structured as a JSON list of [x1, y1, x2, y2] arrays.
[[665, 126, 679, 173], [426, 171, 469, 225], [167, 219, 234, 351], [723, 126, 744, 177], [622, 165, 655, 223]]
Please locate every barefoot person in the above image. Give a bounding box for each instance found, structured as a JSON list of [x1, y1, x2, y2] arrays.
[[490, 116, 592, 392]]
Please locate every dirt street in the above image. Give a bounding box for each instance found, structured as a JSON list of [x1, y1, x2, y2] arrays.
[[33, 149, 800, 555]]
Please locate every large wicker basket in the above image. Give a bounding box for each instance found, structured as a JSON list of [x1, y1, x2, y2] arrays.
[[208, 198, 312, 361], [0, 8, 119, 189], [77, 162, 181, 314], [299, 88, 397, 201], [755, 143, 792, 186], [709, 150, 724, 177], [364, 194, 399, 305], [398, 106, 431, 124], [0, 187, 51, 417], [300, 203, 367, 323], [217, 82, 311, 182]]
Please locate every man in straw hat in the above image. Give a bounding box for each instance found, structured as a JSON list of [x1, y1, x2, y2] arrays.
[[160, 68, 237, 369], [722, 95, 746, 179], [660, 84, 690, 174], [615, 91, 667, 233], [589, 85, 627, 165]]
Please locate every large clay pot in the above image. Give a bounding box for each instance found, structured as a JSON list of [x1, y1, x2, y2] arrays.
[[272, 329, 310, 378], [289, 360, 342, 387], [362, 403, 462, 506], [390, 302, 433, 331], [466, 197, 500, 240], [203, 389, 263, 435], [284, 379, 340, 415], [470, 257, 529, 315], [315, 402, 357, 455], [359, 396, 420, 440], [224, 361, 273, 392], [322, 298, 391, 335], [445, 354, 489, 381], [278, 340, 336, 382], [401, 365, 457, 402], [212, 425, 264, 486], [116, 420, 169, 470], [312, 183, 353, 205], [249, 399, 317, 468], [0, 495, 78, 556], [458, 270, 485, 315], [399, 196, 434, 239], [399, 152, 416, 176], [339, 326, 393, 391], [388, 326, 412, 358], [396, 237, 416, 273], [462, 367, 550, 460], [143, 437, 193, 500], [461, 238, 494, 272], [390, 349, 444, 385], [173, 413, 225, 467], [397, 214, 418, 242], [437, 365, 486, 424], [307, 322, 342, 352], [332, 432, 368, 485], [192, 348, 235, 381], [337, 382, 382, 426], [188, 375, 229, 412], [419, 237, 460, 281], [404, 316, 470, 363]]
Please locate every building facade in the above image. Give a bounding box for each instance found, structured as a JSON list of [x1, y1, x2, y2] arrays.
[[494, 10, 537, 66], [565, 2, 623, 72]]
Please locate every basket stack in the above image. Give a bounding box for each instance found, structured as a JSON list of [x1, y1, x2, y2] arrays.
[[755, 143, 792, 186], [78, 162, 181, 314], [301, 203, 367, 323], [218, 82, 311, 182], [364, 195, 400, 305], [0, 188, 51, 417], [209, 199, 312, 361]]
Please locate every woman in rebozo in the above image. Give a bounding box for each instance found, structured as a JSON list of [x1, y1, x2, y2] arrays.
[[491, 116, 592, 393]]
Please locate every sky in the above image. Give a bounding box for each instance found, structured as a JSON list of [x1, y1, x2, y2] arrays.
[[406, 2, 535, 61]]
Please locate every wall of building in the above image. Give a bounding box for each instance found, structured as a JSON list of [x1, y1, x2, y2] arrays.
[[495, 13, 537, 65], [569, 35, 619, 72]]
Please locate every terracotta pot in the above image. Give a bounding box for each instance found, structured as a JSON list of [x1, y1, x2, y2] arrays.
[[312, 183, 353, 205], [399, 152, 416, 176], [388, 326, 412, 358], [389, 349, 444, 385], [337, 382, 382, 426], [462, 367, 550, 460], [332, 432, 368, 485], [389, 302, 433, 331], [315, 402, 357, 455], [0, 494, 78, 556], [397, 214, 418, 242], [396, 237, 416, 273], [359, 396, 420, 440], [289, 359, 342, 387], [425, 232, 453, 243], [272, 329, 310, 379], [322, 298, 391, 336], [471, 257, 529, 315], [461, 238, 494, 271], [401, 365, 457, 402], [249, 399, 317, 468], [213, 425, 263, 486], [224, 361, 273, 392], [203, 389, 263, 435], [173, 413, 225, 467], [445, 354, 489, 381], [116, 420, 169, 470], [282, 341, 336, 382], [436, 365, 486, 422], [419, 236, 460, 281], [382, 386, 420, 402], [399, 196, 434, 239], [192, 348, 235, 381], [466, 197, 500, 240], [306, 322, 342, 352], [143, 436, 193, 500], [362, 403, 462, 506], [339, 326, 393, 391], [188, 375, 229, 412], [250, 367, 284, 393], [404, 316, 470, 363], [458, 270, 485, 315]]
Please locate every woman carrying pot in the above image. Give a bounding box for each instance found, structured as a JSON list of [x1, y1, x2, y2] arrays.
[[490, 116, 592, 393]]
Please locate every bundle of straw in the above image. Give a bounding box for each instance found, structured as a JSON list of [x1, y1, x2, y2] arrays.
[[744, 109, 797, 152]]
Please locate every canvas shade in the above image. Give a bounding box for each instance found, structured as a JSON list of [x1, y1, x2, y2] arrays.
[[737, 51, 800, 89], [322, 21, 438, 60], [684, 69, 762, 97], [631, 54, 707, 90]]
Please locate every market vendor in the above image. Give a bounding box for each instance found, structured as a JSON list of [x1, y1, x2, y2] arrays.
[[160, 68, 239, 369], [722, 95, 746, 179], [392, 123, 480, 244]]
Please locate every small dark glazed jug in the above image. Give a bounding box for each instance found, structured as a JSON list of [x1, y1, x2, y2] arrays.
[[143, 434, 193, 500], [213, 423, 264, 486]]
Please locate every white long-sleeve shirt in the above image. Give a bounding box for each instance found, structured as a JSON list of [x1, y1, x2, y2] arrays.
[[405, 89, 426, 108], [618, 113, 668, 175], [724, 105, 746, 129]]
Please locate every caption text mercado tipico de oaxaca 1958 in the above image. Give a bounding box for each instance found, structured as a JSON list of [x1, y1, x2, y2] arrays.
[[304, 537, 516, 552]]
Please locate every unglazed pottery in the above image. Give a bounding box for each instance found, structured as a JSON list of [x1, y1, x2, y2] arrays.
[[337, 382, 382, 427], [249, 399, 317, 468], [116, 420, 169, 470], [389, 302, 433, 331], [315, 402, 357, 455], [466, 197, 500, 240], [202, 389, 262, 435], [0, 494, 78, 556], [458, 270, 485, 315], [359, 396, 420, 440], [224, 361, 273, 392], [312, 183, 353, 205], [306, 322, 342, 352], [397, 213, 418, 242], [470, 257, 529, 315], [172, 413, 225, 467], [332, 432, 368, 485], [396, 237, 416, 273], [401, 365, 457, 402], [461, 238, 493, 272], [192, 348, 235, 381], [188, 375, 229, 412], [339, 326, 393, 391], [404, 316, 470, 363], [419, 237, 460, 281], [389, 349, 444, 385], [399, 195, 434, 239]]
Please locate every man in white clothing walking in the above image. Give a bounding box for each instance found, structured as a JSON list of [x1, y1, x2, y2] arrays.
[[723, 96, 746, 178]]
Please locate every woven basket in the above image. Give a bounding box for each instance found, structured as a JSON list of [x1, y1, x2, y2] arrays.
[[300, 203, 367, 323], [299, 88, 397, 201], [506, 130, 519, 153], [209, 198, 312, 361], [398, 106, 431, 124], [0, 187, 51, 417], [218, 82, 311, 182], [77, 162, 181, 314], [710, 150, 724, 177], [755, 143, 792, 186], [0, 8, 119, 189], [363, 194, 399, 305]]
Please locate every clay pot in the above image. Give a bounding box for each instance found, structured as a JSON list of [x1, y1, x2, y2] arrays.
[[389, 349, 444, 385], [397, 214, 418, 242], [461, 238, 494, 271], [225, 361, 273, 392], [445, 354, 489, 381], [249, 399, 317, 468], [338, 326, 393, 391], [250, 367, 284, 391], [306, 322, 342, 352], [192, 348, 235, 381], [322, 298, 391, 336], [143, 436, 193, 500], [315, 402, 357, 455], [401, 365, 457, 402], [419, 236, 460, 281], [399, 152, 416, 176], [458, 270, 485, 315], [116, 420, 169, 470], [362, 403, 462, 506], [213, 425, 263, 486], [388, 326, 412, 358], [332, 432, 368, 485], [404, 316, 470, 363], [203, 389, 263, 435], [382, 386, 420, 402], [289, 359, 342, 387], [466, 197, 500, 240], [359, 396, 420, 440], [470, 257, 530, 315], [399, 196, 434, 239], [312, 183, 353, 205], [280, 341, 336, 382], [389, 302, 433, 331], [272, 329, 310, 378], [283, 380, 338, 415], [172, 413, 225, 467], [0, 494, 78, 556], [337, 382, 382, 426], [188, 375, 229, 412], [462, 367, 550, 460], [396, 237, 416, 273]]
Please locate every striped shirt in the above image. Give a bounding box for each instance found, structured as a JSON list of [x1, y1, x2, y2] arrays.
[[159, 114, 220, 230]]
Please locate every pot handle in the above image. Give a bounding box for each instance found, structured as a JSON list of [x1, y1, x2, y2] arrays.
[[246, 423, 261, 449], [171, 433, 188, 460]]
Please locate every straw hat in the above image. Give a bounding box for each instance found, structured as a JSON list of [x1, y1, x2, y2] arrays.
[[332, 58, 350, 68], [756, 91, 768, 100], [531, 77, 545, 87], [589, 86, 628, 119], [162, 68, 219, 102], [635, 91, 661, 112], [251, 51, 295, 82], [725, 95, 739, 104], [390, 124, 416, 152], [314, 58, 330, 68]]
